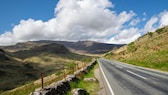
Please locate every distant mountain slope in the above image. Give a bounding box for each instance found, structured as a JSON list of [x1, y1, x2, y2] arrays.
[[0, 41, 45, 52], [12, 43, 69, 59], [54, 41, 123, 54], [0, 41, 123, 54], [105, 26, 168, 71]]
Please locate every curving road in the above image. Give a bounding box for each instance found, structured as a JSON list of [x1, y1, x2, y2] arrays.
[[97, 58, 168, 95]]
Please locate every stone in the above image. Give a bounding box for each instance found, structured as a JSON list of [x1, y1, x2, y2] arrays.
[[83, 78, 97, 82], [72, 88, 88, 95], [66, 74, 75, 81]]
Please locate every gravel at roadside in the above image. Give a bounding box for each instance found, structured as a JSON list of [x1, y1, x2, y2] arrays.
[[94, 67, 106, 95]]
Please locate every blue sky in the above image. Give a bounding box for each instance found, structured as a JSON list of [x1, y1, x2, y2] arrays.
[[0, 0, 168, 45], [112, 0, 168, 16], [0, 0, 58, 34]]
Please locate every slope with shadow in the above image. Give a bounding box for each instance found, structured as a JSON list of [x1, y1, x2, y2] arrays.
[[0, 49, 40, 91], [0, 49, 9, 60], [105, 26, 168, 71], [59, 41, 123, 54], [35, 41, 124, 54], [0, 41, 46, 52], [12, 43, 69, 59]]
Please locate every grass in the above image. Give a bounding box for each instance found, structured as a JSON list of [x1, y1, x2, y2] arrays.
[[105, 26, 168, 72], [1, 70, 65, 95], [68, 63, 99, 95], [1, 60, 97, 95], [127, 42, 136, 53], [0, 52, 92, 95], [122, 49, 168, 71]]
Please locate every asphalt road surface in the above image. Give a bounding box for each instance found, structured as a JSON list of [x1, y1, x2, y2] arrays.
[[97, 58, 168, 95]]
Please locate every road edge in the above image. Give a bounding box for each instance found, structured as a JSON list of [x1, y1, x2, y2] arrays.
[[97, 59, 115, 95]]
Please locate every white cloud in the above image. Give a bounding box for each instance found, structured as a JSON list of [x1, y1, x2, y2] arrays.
[[106, 28, 141, 44], [144, 17, 158, 32], [0, 0, 168, 46], [0, 0, 136, 45], [129, 18, 140, 26], [143, 10, 168, 34], [0, 32, 16, 45], [159, 11, 168, 27]]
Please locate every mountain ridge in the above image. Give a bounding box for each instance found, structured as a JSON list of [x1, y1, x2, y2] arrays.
[[0, 41, 124, 54]]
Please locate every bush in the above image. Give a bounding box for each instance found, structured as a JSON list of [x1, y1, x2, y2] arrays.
[[156, 27, 164, 34], [147, 32, 153, 37], [127, 42, 137, 53]]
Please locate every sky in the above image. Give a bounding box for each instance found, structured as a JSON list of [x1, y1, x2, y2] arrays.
[[0, 0, 168, 46]]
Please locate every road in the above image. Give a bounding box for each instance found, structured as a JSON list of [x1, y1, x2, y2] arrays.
[[97, 58, 168, 95]]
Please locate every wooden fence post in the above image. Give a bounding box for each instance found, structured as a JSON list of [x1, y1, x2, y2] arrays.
[[41, 72, 44, 90]]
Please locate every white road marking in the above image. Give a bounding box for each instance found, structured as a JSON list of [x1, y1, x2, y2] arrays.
[[99, 61, 115, 95], [116, 65, 123, 69], [126, 70, 147, 80]]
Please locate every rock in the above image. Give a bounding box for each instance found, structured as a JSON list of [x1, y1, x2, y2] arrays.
[[30, 92, 40, 95], [35, 88, 41, 92], [83, 78, 97, 82], [30, 90, 49, 95], [72, 88, 88, 95], [66, 74, 76, 81], [74, 70, 81, 75]]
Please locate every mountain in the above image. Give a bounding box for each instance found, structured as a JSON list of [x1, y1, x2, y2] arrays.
[[105, 26, 168, 71], [0, 41, 45, 52], [12, 43, 69, 59], [57, 41, 123, 54], [0, 41, 123, 54]]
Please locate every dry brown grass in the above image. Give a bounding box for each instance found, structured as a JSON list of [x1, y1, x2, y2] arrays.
[[105, 26, 168, 71]]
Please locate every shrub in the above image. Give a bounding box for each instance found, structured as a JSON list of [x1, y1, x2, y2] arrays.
[[127, 42, 137, 53], [156, 27, 164, 34], [147, 32, 153, 37]]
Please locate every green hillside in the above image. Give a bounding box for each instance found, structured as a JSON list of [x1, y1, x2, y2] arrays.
[[0, 43, 92, 94], [105, 26, 168, 71]]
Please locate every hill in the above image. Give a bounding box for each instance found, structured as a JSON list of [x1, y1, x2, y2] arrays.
[[0, 49, 41, 91], [0, 43, 92, 93], [0, 49, 9, 60], [105, 26, 168, 71], [12, 43, 69, 59], [0, 41, 123, 54]]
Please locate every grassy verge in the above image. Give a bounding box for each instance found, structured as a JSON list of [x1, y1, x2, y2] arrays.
[[121, 49, 168, 72], [1, 59, 94, 95], [1, 73, 64, 95], [68, 63, 99, 95]]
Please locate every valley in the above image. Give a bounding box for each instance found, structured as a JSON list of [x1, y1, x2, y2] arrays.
[[0, 43, 93, 94], [0, 26, 167, 95]]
